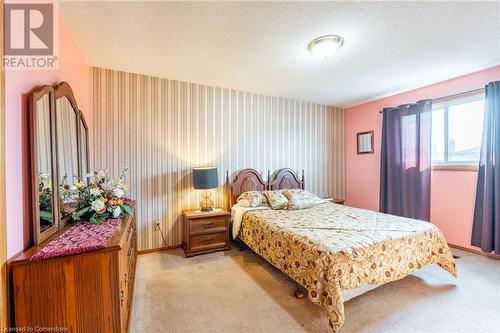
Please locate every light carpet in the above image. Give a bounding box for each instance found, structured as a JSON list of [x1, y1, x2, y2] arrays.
[[130, 246, 500, 333]]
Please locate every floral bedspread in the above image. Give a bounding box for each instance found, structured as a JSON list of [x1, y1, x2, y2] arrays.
[[238, 202, 457, 332]]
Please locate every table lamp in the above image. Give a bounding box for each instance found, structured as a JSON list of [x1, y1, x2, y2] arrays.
[[192, 167, 218, 212]]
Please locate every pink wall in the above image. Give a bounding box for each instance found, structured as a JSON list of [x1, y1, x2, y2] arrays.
[[345, 65, 500, 250], [5, 17, 91, 258]]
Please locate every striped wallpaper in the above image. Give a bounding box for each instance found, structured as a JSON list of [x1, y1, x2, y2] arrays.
[[91, 67, 345, 251]]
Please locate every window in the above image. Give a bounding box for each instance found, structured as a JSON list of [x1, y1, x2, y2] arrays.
[[431, 93, 485, 166]]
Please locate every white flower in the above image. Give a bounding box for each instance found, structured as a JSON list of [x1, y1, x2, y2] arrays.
[[112, 206, 122, 218], [70, 185, 77, 191], [89, 188, 101, 196], [91, 199, 106, 212], [97, 170, 107, 179], [113, 188, 125, 198], [100, 182, 110, 191]]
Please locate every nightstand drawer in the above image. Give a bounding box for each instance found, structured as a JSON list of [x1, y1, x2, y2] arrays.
[[191, 217, 227, 234], [190, 232, 227, 251]]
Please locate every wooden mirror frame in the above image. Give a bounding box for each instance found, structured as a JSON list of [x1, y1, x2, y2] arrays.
[[30, 85, 60, 244], [30, 82, 90, 245]]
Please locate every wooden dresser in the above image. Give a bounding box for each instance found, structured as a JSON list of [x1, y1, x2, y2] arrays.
[[182, 209, 230, 257], [9, 215, 137, 333]]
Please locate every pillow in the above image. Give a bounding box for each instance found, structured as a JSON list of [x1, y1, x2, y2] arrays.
[[262, 190, 288, 210], [236, 199, 252, 207], [236, 191, 267, 207], [282, 188, 303, 196], [282, 189, 322, 210]]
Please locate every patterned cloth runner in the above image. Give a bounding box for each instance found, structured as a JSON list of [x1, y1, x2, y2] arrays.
[[30, 219, 123, 262]]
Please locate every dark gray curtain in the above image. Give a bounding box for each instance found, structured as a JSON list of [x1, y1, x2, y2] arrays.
[[380, 100, 432, 220], [472, 81, 500, 254]]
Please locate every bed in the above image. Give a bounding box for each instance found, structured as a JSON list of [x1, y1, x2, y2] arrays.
[[228, 168, 457, 332]]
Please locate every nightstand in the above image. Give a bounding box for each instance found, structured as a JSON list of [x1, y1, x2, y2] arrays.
[[182, 209, 230, 257]]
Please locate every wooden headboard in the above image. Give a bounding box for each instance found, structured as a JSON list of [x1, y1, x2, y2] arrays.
[[269, 168, 304, 190], [227, 169, 269, 207]]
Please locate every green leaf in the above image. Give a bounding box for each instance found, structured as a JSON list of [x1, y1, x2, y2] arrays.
[[90, 214, 101, 224], [121, 204, 134, 216], [75, 206, 92, 217], [39, 210, 53, 222]]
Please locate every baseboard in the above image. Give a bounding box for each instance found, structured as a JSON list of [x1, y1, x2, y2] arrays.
[[448, 243, 499, 260], [137, 244, 182, 255]]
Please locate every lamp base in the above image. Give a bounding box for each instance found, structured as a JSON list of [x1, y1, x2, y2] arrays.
[[194, 208, 221, 214], [199, 190, 214, 212]]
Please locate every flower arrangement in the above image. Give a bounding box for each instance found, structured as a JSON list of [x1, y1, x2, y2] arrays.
[[61, 169, 134, 224]]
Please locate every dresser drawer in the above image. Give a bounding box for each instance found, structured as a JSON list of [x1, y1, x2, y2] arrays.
[[126, 223, 134, 247], [190, 216, 227, 234], [118, 221, 133, 280], [190, 232, 227, 251], [117, 217, 136, 333]]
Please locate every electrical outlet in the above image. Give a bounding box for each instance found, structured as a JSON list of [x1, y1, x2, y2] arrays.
[[154, 221, 160, 231]]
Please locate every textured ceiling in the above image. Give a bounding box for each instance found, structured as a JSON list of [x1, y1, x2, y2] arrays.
[[60, 1, 500, 107]]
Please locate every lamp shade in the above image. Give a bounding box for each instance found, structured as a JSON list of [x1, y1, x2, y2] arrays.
[[192, 167, 218, 190]]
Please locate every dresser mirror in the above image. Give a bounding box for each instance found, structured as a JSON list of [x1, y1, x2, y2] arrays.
[[56, 96, 79, 185], [30, 82, 90, 244], [30, 86, 60, 244]]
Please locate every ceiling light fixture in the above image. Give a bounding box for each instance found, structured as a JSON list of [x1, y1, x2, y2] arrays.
[[308, 35, 344, 59]]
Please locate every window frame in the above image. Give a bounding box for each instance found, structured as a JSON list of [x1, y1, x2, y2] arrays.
[[431, 91, 484, 171]]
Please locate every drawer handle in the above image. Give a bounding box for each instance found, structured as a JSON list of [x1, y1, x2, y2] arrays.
[[203, 237, 214, 244], [203, 222, 214, 228], [128, 248, 132, 256], [124, 273, 128, 283], [120, 290, 124, 306]]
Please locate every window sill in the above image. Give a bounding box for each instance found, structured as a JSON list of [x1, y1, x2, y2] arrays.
[[432, 164, 478, 172]]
